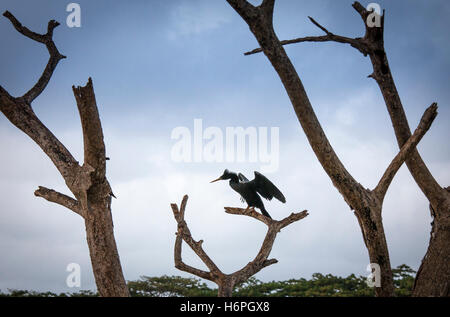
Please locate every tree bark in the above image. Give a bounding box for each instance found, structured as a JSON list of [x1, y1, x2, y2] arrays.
[[246, 2, 450, 296], [84, 202, 129, 297], [362, 19, 450, 296], [73, 80, 130, 297], [170, 195, 307, 297], [355, 202, 394, 296], [412, 188, 450, 296], [0, 12, 129, 297], [226, 0, 439, 297], [217, 277, 234, 297]]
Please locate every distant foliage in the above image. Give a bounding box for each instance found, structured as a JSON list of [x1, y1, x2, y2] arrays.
[[128, 275, 216, 297], [392, 264, 416, 297], [0, 265, 415, 297], [233, 264, 415, 297], [233, 274, 374, 297]]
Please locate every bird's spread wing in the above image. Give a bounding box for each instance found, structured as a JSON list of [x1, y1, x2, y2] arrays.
[[251, 171, 286, 203], [238, 173, 249, 183]]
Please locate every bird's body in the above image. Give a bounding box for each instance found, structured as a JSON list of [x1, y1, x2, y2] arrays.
[[229, 177, 269, 216], [211, 170, 286, 219]]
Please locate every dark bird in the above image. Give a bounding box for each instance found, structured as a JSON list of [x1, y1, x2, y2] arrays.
[[210, 169, 286, 219]]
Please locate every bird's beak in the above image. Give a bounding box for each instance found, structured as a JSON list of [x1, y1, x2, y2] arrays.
[[210, 176, 222, 183]]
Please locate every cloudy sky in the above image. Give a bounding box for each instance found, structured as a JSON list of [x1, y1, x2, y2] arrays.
[[0, 0, 449, 293]]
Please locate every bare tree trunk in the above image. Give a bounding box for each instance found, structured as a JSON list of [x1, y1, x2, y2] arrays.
[[73, 80, 130, 297], [1, 12, 129, 297], [350, 10, 450, 295], [365, 34, 450, 298], [413, 221, 450, 296], [245, 2, 450, 296], [412, 191, 450, 296], [217, 277, 234, 297], [356, 204, 394, 296], [226, 0, 438, 297], [84, 203, 129, 297]]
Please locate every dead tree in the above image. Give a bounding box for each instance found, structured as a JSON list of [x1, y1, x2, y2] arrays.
[[170, 195, 308, 296], [0, 12, 129, 296], [226, 0, 439, 296], [244, 1, 450, 297]]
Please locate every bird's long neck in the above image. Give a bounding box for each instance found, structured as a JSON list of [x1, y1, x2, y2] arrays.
[[228, 173, 239, 183]]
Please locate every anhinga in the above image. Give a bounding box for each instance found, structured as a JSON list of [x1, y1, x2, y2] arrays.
[[210, 169, 286, 219]]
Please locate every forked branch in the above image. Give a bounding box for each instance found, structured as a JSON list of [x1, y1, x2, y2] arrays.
[[244, 15, 369, 56], [0, 10, 129, 297], [0, 13, 113, 218], [171, 196, 221, 282], [34, 186, 82, 216], [3, 11, 66, 104], [224, 206, 308, 231], [374, 103, 438, 200], [170, 195, 308, 296], [225, 0, 437, 297]]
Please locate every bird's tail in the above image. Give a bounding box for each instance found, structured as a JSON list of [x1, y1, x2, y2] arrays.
[[260, 207, 272, 219]]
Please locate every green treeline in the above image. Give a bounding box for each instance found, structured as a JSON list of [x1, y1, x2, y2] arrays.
[[0, 264, 415, 297]]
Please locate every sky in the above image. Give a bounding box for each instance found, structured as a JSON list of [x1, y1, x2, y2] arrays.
[[0, 0, 449, 293]]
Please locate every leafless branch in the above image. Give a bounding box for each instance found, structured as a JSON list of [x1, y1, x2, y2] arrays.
[[226, 207, 308, 285], [242, 1, 446, 211], [0, 12, 129, 295], [261, 1, 445, 208], [308, 16, 330, 35], [374, 103, 438, 200], [170, 195, 308, 296], [224, 206, 308, 230], [228, 0, 449, 298], [34, 186, 82, 217], [224, 206, 272, 226], [226, 0, 257, 22], [350, 1, 449, 297], [244, 15, 368, 56], [3, 11, 66, 104], [260, 0, 275, 17], [3, 10, 49, 43], [171, 196, 223, 282], [226, 0, 398, 296], [0, 12, 78, 187], [174, 237, 213, 281], [352, 1, 369, 18], [278, 210, 309, 229], [73, 78, 108, 184]]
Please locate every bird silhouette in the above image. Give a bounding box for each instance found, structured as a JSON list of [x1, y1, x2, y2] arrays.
[[210, 169, 286, 219]]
